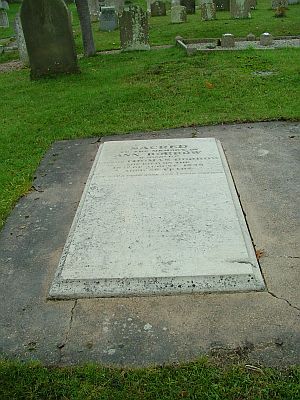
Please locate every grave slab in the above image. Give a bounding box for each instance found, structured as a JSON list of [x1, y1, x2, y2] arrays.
[[49, 138, 265, 298]]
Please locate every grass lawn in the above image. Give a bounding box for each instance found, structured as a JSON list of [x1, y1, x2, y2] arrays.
[[0, 359, 299, 400]]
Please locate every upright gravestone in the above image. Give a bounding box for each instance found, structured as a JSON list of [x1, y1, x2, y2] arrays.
[[151, 0, 166, 16], [0, 9, 9, 27], [119, 5, 150, 51], [171, 5, 187, 23], [20, 0, 79, 79], [215, 0, 230, 9], [14, 13, 29, 66], [88, 0, 100, 22], [230, 0, 251, 18], [99, 6, 118, 31], [180, 0, 195, 13], [200, 0, 216, 20]]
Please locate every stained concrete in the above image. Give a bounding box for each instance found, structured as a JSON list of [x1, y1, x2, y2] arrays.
[[0, 121, 299, 367]]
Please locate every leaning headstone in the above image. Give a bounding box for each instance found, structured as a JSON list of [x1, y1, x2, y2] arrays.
[[119, 5, 150, 51], [0, 9, 9, 27], [14, 13, 29, 66], [106, 0, 125, 13], [200, 0, 216, 20], [271, 0, 288, 7], [99, 6, 118, 31], [180, 0, 195, 14], [88, 0, 100, 22], [221, 33, 235, 47], [20, 0, 79, 79], [260, 32, 273, 46], [151, 1, 166, 16], [215, 0, 230, 10], [171, 5, 187, 23], [230, 0, 251, 18]]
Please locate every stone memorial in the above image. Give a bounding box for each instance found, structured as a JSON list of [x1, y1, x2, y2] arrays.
[[49, 138, 265, 299], [272, 0, 288, 7], [230, 0, 251, 18], [88, 0, 100, 22], [221, 33, 235, 47], [260, 32, 273, 46], [247, 32, 256, 41], [200, 0, 216, 20], [215, 0, 230, 10], [99, 6, 118, 31], [14, 13, 29, 66], [119, 5, 150, 51], [180, 0, 195, 14], [171, 5, 187, 23], [20, 0, 79, 79], [0, 9, 9, 27], [105, 0, 125, 13], [1, 1, 9, 10], [151, 0, 167, 16]]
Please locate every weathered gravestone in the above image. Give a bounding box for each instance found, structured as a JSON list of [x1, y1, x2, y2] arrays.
[[200, 0, 216, 20], [180, 0, 195, 14], [1, 1, 9, 10], [0, 9, 9, 27], [88, 0, 100, 22], [260, 32, 273, 46], [119, 5, 150, 51], [171, 5, 187, 23], [14, 13, 29, 65], [230, 0, 251, 18], [49, 138, 265, 299], [215, 0, 230, 10], [271, 0, 288, 7], [221, 33, 235, 47], [105, 0, 125, 13], [20, 0, 79, 79], [99, 6, 118, 31], [151, 0, 167, 16]]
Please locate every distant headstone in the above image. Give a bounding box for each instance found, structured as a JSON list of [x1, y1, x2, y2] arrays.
[[221, 33, 235, 47], [230, 0, 251, 18], [88, 0, 100, 22], [14, 13, 29, 65], [171, 5, 187, 23], [215, 0, 230, 10], [99, 6, 118, 31], [180, 0, 195, 14], [1, 1, 9, 11], [151, 1, 166, 16], [260, 32, 273, 46], [0, 9, 9, 27], [105, 0, 125, 13], [119, 5, 150, 51], [247, 32, 256, 41], [271, 0, 288, 7], [20, 0, 79, 79], [200, 0, 216, 20]]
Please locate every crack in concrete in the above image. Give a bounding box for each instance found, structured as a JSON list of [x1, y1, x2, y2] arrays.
[[268, 291, 300, 312], [57, 300, 78, 362]]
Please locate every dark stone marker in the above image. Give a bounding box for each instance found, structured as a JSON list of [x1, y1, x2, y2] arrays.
[[180, 0, 195, 14], [151, 1, 167, 16], [215, 0, 230, 10], [20, 0, 79, 79], [119, 5, 150, 51]]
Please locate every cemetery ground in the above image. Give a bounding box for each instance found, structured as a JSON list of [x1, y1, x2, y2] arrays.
[[0, 1, 300, 399]]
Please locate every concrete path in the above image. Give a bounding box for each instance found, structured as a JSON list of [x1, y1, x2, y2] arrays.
[[0, 121, 299, 367]]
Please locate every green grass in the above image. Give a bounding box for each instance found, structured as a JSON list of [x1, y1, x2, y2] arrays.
[[0, 46, 300, 228], [0, 359, 299, 400]]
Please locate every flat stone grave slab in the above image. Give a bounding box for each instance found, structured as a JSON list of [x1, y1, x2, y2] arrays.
[[49, 138, 265, 298]]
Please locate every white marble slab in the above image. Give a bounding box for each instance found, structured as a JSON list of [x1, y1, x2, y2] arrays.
[[49, 138, 265, 298]]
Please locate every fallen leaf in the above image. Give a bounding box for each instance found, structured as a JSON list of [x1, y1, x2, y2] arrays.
[[204, 81, 214, 89], [255, 249, 265, 259]]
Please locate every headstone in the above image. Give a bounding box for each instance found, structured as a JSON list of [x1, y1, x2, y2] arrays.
[[99, 6, 118, 31], [0, 9, 9, 27], [14, 13, 29, 66], [105, 0, 125, 13], [200, 0, 216, 20], [230, 0, 251, 18], [171, 5, 187, 23], [180, 0, 195, 14], [151, 0, 166, 16], [1, 1, 9, 11], [20, 0, 79, 79], [215, 0, 230, 10], [221, 33, 235, 47], [260, 32, 273, 46], [271, 0, 288, 7], [119, 5, 150, 51], [49, 138, 265, 299], [247, 32, 256, 41], [88, 0, 100, 22]]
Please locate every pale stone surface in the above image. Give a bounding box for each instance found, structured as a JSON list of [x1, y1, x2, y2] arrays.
[[221, 33, 235, 47], [14, 13, 29, 66], [230, 0, 251, 18], [119, 5, 150, 51], [200, 1, 216, 20], [171, 5, 187, 23], [0, 9, 9, 27], [1, 1, 9, 11], [49, 138, 265, 298], [99, 6, 118, 31], [260, 32, 273, 46]]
